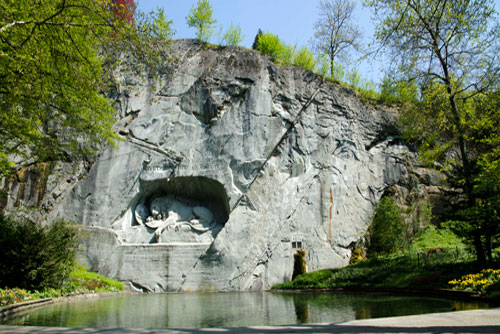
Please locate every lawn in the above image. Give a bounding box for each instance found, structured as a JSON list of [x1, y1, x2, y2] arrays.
[[273, 226, 500, 298], [0, 264, 124, 306]]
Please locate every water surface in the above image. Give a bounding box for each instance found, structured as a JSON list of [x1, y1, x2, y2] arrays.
[[0, 291, 489, 328]]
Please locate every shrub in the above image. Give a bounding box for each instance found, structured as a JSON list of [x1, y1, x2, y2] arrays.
[[26, 264, 124, 300], [349, 248, 367, 264], [0, 214, 79, 291], [281, 43, 295, 63], [258, 32, 284, 60], [368, 197, 405, 257], [292, 249, 307, 280], [293, 47, 316, 71], [314, 55, 344, 81], [221, 22, 244, 46], [378, 73, 419, 105]]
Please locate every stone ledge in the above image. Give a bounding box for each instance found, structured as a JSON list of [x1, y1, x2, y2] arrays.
[[0, 291, 131, 318], [0, 298, 53, 318]]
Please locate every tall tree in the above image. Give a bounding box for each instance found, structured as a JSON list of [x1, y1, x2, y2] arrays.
[[311, 0, 362, 79], [252, 29, 263, 50], [365, 0, 500, 264], [0, 0, 119, 173], [0, 0, 174, 175], [438, 89, 500, 265], [186, 0, 216, 43]]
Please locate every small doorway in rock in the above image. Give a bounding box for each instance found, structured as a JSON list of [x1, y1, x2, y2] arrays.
[[291, 241, 303, 249]]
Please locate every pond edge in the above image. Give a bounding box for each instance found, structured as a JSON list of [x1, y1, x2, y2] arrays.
[[0, 291, 131, 318], [270, 287, 500, 304], [3, 287, 498, 319]]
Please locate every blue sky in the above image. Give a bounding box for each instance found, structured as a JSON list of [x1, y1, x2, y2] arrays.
[[136, 0, 500, 85]]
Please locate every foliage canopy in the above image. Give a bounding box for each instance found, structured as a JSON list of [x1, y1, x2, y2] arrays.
[[186, 0, 216, 42], [293, 47, 316, 71], [0, 0, 121, 173], [0, 0, 174, 175], [365, 0, 500, 264]]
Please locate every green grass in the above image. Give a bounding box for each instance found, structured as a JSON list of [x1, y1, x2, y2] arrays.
[[66, 263, 124, 293], [408, 225, 467, 252], [273, 226, 500, 298], [1, 263, 124, 305], [273, 252, 494, 291]]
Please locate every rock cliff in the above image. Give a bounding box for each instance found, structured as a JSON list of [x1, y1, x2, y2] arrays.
[[1, 40, 413, 291]]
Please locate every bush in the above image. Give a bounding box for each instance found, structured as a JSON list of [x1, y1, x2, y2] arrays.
[[349, 248, 367, 264], [22, 264, 124, 301], [0, 214, 79, 291], [292, 249, 307, 280], [258, 32, 284, 60], [368, 197, 405, 257], [221, 22, 244, 46], [293, 47, 316, 71]]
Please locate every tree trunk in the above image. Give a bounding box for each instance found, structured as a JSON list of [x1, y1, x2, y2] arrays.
[[330, 55, 334, 80], [446, 87, 486, 266], [485, 226, 492, 264], [447, 93, 473, 196], [473, 229, 486, 266]]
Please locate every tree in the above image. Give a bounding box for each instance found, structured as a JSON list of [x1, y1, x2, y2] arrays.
[[368, 197, 405, 257], [0, 1, 174, 175], [221, 22, 244, 46], [365, 0, 500, 264], [311, 0, 362, 79], [111, 0, 136, 24], [257, 32, 285, 59], [0, 1, 118, 174], [186, 0, 216, 42], [257, 32, 295, 64], [293, 47, 317, 71], [0, 214, 79, 290], [378, 72, 419, 105], [136, 7, 175, 41], [252, 29, 263, 50], [448, 90, 500, 264]]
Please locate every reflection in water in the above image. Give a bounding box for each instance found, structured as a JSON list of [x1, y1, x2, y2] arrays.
[[292, 295, 309, 324], [0, 291, 489, 329]]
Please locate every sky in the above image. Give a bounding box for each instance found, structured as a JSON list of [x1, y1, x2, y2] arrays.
[[135, 0, 500, 85]]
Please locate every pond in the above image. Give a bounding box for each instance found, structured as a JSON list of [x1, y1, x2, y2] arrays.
[[0, 291, 490, 329]]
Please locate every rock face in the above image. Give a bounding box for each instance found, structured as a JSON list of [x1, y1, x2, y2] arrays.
[[2, 40, 412, 292]]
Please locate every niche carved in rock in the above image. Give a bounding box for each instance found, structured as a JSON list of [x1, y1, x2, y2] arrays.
[[120, 176, 229, 245], [134, 195, 218, 243]]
